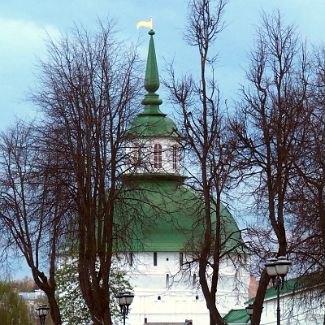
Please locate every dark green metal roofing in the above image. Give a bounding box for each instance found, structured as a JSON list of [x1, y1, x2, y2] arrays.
[[263, 277, 299, 300], [223, 309, 249, 323], [128, 112, 178, 138], [116, 179, 244, 253], [246, 273, 325, 305], [127, 30, 178, 138]]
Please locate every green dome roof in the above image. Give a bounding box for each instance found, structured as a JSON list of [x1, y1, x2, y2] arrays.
[[128, 109, 178, 138], [116, 179, 244, 253]]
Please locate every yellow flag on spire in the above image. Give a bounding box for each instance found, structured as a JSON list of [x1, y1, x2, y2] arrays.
[[136, 18, 153, 30]]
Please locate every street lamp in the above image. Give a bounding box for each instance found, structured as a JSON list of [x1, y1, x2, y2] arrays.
[[116, 291, 134, 325], [36, 304, 50, 325], [265, 256, 291, 325], [245, 303, 263, 324], [245, 303, 254, 322]]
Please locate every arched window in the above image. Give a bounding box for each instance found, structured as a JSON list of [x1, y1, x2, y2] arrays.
[[153, 143, 162, 168], [131, 145, 141, 166], [172, 145, 178, 170], [135, 147, 141, 165]]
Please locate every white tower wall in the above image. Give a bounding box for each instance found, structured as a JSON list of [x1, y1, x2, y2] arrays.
[[118, 252, 250, 325], [125, 137, 182, 175]]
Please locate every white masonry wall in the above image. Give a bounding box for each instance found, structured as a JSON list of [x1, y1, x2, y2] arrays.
[[259, 290, 324, 325], [119, 251, 250, 325]]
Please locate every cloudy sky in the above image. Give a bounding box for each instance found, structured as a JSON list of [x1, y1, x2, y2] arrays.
[[0, 0, 324, 277], [1, 0, 325, 131]]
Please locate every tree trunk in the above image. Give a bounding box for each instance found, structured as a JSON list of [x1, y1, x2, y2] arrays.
[[251, 271, 269, 325], [47, 292, 62, 325]]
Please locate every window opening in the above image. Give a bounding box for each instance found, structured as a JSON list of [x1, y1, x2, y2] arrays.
[[153, 252, 157, 266], [131, 145, 141, 166], [192, 273, 197, 287], [128, 252, 134, 266], [166, 274, 170, 288], [179, 252, 184, 266], [136, 147, 141, 165], [172, 145, 177, 170], [153, 144, 162, 168]]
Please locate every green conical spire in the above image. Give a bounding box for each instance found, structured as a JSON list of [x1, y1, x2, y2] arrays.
[[127, 28, 179, 139], [141, 29, 163, 113], [144, 30, 160, 93]]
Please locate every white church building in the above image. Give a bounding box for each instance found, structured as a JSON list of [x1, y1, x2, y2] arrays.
[[116, 29, 250, 325]]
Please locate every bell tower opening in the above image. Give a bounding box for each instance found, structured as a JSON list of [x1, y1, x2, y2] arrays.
[[153, 143, 162, 169]]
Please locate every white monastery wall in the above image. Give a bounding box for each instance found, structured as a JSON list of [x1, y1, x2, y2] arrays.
[[119, 252, 250, 325], [259, 290, 324, 325]]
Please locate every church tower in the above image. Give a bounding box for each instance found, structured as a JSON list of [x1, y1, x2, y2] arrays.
[[120, 29, 249, 325], [125, 29, 182, 179]]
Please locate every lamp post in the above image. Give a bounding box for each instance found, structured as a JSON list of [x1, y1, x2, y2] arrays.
[[116, 291, 134, 325], [245, 303, 254, 323], [265, 256, 291, 325], [36, 304, 50, 325]]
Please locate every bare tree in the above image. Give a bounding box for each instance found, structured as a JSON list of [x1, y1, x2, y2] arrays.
[[32, 21, 141, 325], [165, 1, 245, 324], [287, 47, 325, 285], [0, 122, 69, 324], [230, 11, 312, 324]]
